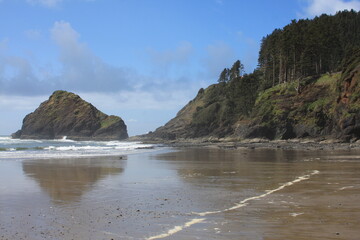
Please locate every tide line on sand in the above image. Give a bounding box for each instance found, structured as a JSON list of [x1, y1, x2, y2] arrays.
[[147, 218, 206, 240], [146, 170, 320, 240]]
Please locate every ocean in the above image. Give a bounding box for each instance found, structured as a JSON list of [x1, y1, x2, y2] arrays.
[[0, 136, 156, 160], [1, 137, 360, 239]]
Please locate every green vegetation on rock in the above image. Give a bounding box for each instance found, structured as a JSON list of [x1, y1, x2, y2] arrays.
[[100, 116, 122, 129], [148, 10, 360, 142], [12, 90, 128, 140]]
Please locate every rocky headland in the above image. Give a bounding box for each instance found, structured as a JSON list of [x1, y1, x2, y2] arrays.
[[143, 53, 360, 143], [12, 90, 128, 140], [142, 12, 360, 144]]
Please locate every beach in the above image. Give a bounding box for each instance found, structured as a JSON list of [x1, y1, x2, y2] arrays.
[[1, 142, 360, 239]]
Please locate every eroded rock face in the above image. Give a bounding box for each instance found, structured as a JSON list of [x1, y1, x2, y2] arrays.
[[12, 90, 128, 140], [146, 61, 360, 142], [336, 58, 360, 141]]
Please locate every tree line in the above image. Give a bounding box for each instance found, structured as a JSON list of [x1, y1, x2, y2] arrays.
[[214, 10, 360, 119], [258, 10, 360, 89]]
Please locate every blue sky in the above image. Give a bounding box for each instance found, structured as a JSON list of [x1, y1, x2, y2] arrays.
[[1, 0, 360, 136]]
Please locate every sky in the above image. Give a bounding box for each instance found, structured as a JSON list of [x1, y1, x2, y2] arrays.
[[1, 0, 360, 136]]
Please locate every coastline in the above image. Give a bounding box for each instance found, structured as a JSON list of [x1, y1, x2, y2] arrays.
[[129, 136, 360, 151], [2, 138, 360, 239]]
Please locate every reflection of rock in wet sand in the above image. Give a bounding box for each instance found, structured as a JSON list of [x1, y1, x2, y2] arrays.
[[155, 148, 322, 189], [22, 157, 125, 204]]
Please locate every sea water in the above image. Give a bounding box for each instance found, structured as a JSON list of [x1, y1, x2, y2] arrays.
[[1, 139, 360, 239], [0, 136, 156, 160]]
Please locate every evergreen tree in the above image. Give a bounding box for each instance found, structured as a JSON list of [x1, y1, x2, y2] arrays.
[[230, 60, 245, 80], [258, 10, 360, 90], [218, 68, 230, 83]]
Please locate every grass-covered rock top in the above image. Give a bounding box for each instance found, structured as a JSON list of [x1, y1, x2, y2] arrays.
[[12, 90, 128, 140], [146, 11, 360, 142]]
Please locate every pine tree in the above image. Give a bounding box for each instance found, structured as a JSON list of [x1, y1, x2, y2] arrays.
[[230, 60, 245, 80], [218, 68, 230, 83]]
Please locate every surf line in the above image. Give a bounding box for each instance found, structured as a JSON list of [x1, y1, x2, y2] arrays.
[[146, 170, 319, 240], [147, 218, 206, 240]]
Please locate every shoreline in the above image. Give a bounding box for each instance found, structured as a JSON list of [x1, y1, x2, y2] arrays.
[[3, 134, 360, 151], [2, 138, 360, 239], [131, 137, 360, 151]]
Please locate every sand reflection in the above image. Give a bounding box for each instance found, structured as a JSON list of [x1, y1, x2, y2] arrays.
[[22, 157, 126, 204]]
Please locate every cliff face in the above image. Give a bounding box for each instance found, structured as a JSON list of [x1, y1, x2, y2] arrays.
[[147, 53, 360, 142], [335, 52, 360, 140], [242, 50, 360, 141], [12, 90, 128, 140], [145, 11, 360, 142]]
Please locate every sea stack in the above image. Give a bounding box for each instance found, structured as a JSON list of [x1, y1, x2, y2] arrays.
[[12, 90, 128, 140]]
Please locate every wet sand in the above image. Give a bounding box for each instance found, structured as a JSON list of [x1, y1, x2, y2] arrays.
[[1, 148, 360, 239]]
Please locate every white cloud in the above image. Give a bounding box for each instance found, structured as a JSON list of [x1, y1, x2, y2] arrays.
[[0, 55, 49, 95], [0, 38, 9, 52], [26, 0, 63, 8], [215, 0, 224, 5], [50, 20, 135, 92], [1, 21, 198, 97], [24, 29, 42, 40], [147, 42, 193, 77], [0, 21, 137, 95], [0, 94, 49, 135], [0, 21, 202, 135], [79, 86, 198, 112], [26, 0, 98, 8], [236, 31, 258, 72], [302, 0, 360, 17], [202, 42, 236, 79], [0, 94, 47, 111]]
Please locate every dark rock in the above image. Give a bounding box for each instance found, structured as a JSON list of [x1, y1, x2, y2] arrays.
[[11, 130, 22, 139], [276, 122, 297, 139], [12, 90, 128, 140], [139, 52, 360, 142], [244, 125, 275, 140]]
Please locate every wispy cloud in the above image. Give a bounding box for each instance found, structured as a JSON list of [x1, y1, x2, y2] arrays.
[[215, 0, 224, 5], [0, 38, 8, 51], [0, 21, 138, 95], [301, 0, 360, 17], [0, 94, 47, 111], [202, 42, 235, 79], [50, 21, 136, 92], [24, 29, 42, 40], [0, 20, 204, 135], [26, 0, 96, 8], [26, 0, 63, 8], [0, 20, 202, 117], [147, 41, 193, 78], [148, 42, 192, 68]]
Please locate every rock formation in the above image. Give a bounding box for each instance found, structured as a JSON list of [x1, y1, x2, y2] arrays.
[[12, 90, 128, 140], [146, 52, 360, 142]]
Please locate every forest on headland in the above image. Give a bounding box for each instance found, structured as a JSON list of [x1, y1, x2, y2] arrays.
[[147, 10, 360, 142]]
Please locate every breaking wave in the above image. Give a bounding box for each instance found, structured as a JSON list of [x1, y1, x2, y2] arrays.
[[0, 136, 156, 160]]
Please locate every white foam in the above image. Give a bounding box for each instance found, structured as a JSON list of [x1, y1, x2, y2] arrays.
[[45, 145, 113, 151], [43, 142, 153, 152], [149, 170, 320, 239], [0, 136, 11, 141], [0, 140, 157, 160], [58, 137, 75, 142], [290, 212, 304, 217], [338, 186, 354, 191], [0, 137, 43, 145], [219, 170, 320, 214], [147, 218, 205, 240], [193, 171, 319, 217]]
